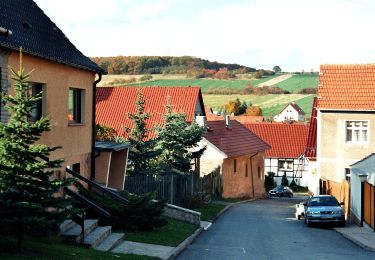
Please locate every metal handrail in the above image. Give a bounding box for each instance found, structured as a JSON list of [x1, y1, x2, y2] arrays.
[[64, 187, 111, 218], [65, 168, 129, 205]]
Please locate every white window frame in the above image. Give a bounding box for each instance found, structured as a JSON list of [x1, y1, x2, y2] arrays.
[[345, 120, 369, 143], [278, 159, 293, 171]]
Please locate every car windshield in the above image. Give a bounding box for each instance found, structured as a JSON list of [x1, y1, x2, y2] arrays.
[[307, 196, 339, 207]]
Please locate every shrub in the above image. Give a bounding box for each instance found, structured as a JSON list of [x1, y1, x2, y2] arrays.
[[96, 124, 118, 141], [281, 173, 289, 186], [139, 75, 153, 81], [77, 185, 167, 231], [265, 172, 276, 192], [298, 88, 317, 94], [243, 85, 288, 95]]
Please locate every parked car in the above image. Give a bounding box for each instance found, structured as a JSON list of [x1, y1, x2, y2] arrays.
[[269, 185, 293, 198], [304, 195, 345, 227]]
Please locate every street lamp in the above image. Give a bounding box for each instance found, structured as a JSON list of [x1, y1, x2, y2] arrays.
[[359, 173, 368, 227]]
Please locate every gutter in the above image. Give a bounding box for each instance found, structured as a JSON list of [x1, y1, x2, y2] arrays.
[[250, 152, 258, 198], [91, 72, 102, 181]]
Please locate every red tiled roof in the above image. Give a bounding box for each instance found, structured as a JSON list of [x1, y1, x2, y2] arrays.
[[244, 123, 309, 158], [305, 97, 318, 158], [318, 64, 375, 110], [96, 86, 204, 139], [203, 120, 270, 157]]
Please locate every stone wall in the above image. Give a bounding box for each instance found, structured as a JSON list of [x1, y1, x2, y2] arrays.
[[163, 204, 201, 226]]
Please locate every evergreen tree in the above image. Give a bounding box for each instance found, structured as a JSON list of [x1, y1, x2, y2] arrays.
[[0, 60, 72, 251], [156, 101, 204, 175], [125, 90, 159, 175]]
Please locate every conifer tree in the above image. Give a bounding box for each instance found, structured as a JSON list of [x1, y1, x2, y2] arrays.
[[156, 100, 204, 175], [125, 90, 159, 175], [0, 59, 72, 251]]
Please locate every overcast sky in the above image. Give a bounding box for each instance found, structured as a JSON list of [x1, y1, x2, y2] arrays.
[[34, 0, 375, 72]]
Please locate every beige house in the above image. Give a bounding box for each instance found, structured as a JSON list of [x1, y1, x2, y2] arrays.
[[197, 116, 270, 199], [317, 64, 375, 218], [0, 1, 104, 181]]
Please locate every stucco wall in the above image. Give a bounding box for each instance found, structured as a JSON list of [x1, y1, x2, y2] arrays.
[[7, 52, 96, 179], [222, 153, 266, 199], [318, 112, 375, 183], [198, 139, 225, 176], [95, 151, 111, 185]]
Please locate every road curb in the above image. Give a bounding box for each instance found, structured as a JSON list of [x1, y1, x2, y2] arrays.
[[167, 227, 203, 259]]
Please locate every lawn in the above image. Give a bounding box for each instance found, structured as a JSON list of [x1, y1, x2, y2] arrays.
[[203, 94, 315, 116], [106, 75, 278, 93], [273, 73, 318, 92], [0, 236, 155, 260], [193, 203, 227, 221], [125, 218, 198, 247]]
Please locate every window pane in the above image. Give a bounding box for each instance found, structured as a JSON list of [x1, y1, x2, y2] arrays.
[[362, 130, 368, 141], [346, 129, 352, 141], [68, 89, 74, 121], [354, 130, 360, 141]]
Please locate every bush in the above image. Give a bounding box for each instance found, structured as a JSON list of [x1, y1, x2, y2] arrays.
[[281, 173, 289, 186], [181, 192, 211, 209], [243, 85, 289, 95], [77, 185, 167, 231], [139, 75, 153, 81], [298, 88, 317, 94], [265, 172, 276, 192]]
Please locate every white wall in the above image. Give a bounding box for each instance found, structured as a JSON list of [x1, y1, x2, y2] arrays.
[[265, 157, 309, 186], [350, 173, 363, 222], [196, 138, 226, 176]]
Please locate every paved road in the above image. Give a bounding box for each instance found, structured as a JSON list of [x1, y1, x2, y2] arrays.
[[177, 197, 375, 260]]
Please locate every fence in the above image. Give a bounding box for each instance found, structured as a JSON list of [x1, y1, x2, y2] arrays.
[[124, 171, 222, 206], [364, 181, 375, 230]]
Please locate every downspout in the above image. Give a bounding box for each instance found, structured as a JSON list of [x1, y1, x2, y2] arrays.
[[91, 72, 102, 181], [249, 152, 258, 198]]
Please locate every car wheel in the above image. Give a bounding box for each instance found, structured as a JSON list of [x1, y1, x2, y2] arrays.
[[289, 194, 293, 198], [339, 221, 346, 227], [297, 215, 301, 220]]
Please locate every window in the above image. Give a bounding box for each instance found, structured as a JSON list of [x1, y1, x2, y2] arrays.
[[245, 163, 248, 177], [68, 88, 84, 124], [278, 159, 293, 171], [30, 83, 44, 121], [233, 159, 237, 173], [346, 121, 368, 143], [258, 166, 261, 179], [345, 168, 351, 181]]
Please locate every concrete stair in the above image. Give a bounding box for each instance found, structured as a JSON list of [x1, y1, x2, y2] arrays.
[[60, 219, 124, 252]]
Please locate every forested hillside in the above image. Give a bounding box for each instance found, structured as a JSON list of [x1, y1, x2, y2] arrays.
[[91, 56, 256, 75]]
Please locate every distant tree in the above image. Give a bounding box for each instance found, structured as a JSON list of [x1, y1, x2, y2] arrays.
[[245, 106, 262, 116], [273, 66, 281, 73], [125, 90, 159, 175], [265, 172, 276, 192], [96, 124, 118, 141], [214, 67, 231, 79], [224, 100, 240, 115], [0, 62, 72, 251], [238, 100, 248, 115], [252, 70, 264, 79]]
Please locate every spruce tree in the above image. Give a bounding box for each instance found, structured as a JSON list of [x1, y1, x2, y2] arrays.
[[156, 101, 204, 175], [125, 90, 159, 175], [0, 61, 72, 251]]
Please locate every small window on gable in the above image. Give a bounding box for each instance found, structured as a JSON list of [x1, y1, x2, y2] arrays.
[[278, 159, 293, 171], [258, 166, 261, 179], [68, 88, 84, 124], [234, 159, 237, 173], [245, 163, 248, 177]]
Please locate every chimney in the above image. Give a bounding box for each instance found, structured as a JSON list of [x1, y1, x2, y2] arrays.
[[225, 115, 232, 129], [195, 115, 207, 131]]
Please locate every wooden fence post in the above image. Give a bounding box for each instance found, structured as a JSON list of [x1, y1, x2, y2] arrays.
[[170, 175, 174, 205]]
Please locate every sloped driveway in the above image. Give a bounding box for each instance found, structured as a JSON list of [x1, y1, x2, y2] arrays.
[[177, 197, 375, 260]]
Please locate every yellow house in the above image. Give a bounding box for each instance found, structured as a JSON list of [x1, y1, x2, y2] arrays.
[[0, 0, 104, 181], [317, 64, 375, 216]]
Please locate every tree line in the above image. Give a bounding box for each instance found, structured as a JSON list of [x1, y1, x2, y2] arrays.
[[91, 56, 256, 75]]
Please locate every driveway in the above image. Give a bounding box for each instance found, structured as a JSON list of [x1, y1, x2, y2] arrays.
[[177, 197, 375, 260]]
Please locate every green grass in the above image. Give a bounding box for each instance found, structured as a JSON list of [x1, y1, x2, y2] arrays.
[[0, 236, 155, 260], [124, 218, 198, 247], [193, 203, 227, 221], [273, 73, 318, 92], [203, 94, 315, 116], [124, 75, 278, 93]]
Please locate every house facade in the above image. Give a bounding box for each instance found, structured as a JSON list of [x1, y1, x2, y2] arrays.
[[197, 118, 270, 199], [273, 102, 305, 122], [244, 123, 309, 186], [317, 64, 375, 218], [0, 0, 104, 180]]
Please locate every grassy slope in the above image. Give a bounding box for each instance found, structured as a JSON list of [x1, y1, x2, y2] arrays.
[[112, 75, 278, 92], [273, 73, 318, 92], [261, 95, 315, 116]]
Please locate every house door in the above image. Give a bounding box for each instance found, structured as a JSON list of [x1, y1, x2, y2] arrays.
[[363, 181, 375, 230]]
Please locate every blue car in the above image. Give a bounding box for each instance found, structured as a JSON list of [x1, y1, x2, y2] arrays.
[[304, 195, 345, 227]]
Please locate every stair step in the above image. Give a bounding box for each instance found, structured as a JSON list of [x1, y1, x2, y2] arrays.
[[94, 233, 124, 252], [61, 219, 98, 243], [59, 219, 75, 234], [84, 226, 112, 248]]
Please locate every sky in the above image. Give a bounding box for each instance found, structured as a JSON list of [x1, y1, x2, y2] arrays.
[[34, 0, 375, 72]]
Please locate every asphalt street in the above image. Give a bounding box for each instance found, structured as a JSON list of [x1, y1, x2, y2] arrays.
[[177, 196, 375, 260]]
